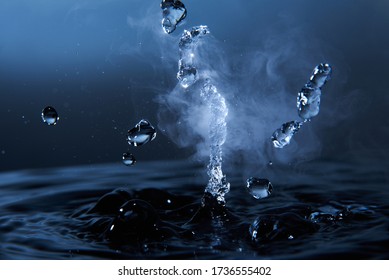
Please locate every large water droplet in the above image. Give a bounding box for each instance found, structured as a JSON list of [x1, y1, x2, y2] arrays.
[[297, 86, 321, 120], [41, 106, 59, 125], [127, 119, 157, 147], [122, 152, 136, 166], [271, 121, 302, 148], [246, 177, 273, 199], [161, 0, 187, 34]]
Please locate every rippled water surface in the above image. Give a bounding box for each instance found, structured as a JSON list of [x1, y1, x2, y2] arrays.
[[0, 160, 388, 259]]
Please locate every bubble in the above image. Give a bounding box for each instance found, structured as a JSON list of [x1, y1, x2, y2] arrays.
[[41, 106, 59, 125], [161, 0, 187, 34], [246, 177, 273, 199], [122, 152, 136, 166], [271, 121, 302, 148], [127, 119, 157, 147]]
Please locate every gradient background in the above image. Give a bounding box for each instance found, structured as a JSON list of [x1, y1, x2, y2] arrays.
[[0, 0, 388, 172]]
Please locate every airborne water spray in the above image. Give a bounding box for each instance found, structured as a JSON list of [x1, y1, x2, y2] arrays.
[[271, 63, 332, 148]]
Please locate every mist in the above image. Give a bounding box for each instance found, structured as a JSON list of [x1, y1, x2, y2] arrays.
[[0, 0, 388, 172]]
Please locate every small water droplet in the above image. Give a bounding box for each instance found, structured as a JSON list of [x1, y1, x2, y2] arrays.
[[268, 161, 273, 166], [288, 235, 294, 240], [122, 152, 136, 166], [41, 106, 59, 125], [127, 119, 157, 146], [246, 177, 273, 199]]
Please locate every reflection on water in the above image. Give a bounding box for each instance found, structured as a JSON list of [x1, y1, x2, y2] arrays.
[[0, 159, 388, 259]]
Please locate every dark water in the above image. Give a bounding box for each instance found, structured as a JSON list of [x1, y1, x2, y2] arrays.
[[0, 159, 388, 260]]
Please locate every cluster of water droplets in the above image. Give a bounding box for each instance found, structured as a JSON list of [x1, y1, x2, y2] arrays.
[[161, 0, 187, 34], [271, 63, 332, 148], [177, 26, 210, 88], [123, 119, 157, 166], [200, 79, 230, 203]]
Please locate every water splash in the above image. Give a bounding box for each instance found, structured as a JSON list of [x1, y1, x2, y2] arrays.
[[271, 63, 332, 148], [161, 0, 187, 34], [200, 79, 230, 204], [177, 25, 210, 88]]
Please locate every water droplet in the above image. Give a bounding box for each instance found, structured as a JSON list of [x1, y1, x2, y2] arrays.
[[268, 161, 273, 166], [297, 86, 321, 120], [122, 152, 136, 166], [41, 106, 59, 125], [127, 119, 157, 147], [308, 63, 332, 89], [177, 26, 210, 88], [271, 121, 302, 148], [297, 63, 332, 120], [161, 0, 187, 34], [246, 177, 273, 199], [288, 235, 294, 240]]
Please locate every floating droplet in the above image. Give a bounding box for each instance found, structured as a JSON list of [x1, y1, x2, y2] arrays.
[[246, 177, 273, 199], [297, 86, 321, 120], [122, 152, 136, 166], [297, 63, 332, 120], [177, 26, 210, 88], [161, 0, 187, 34], [271, 121, 302, 148], [41, 106, 59, 125], [308, 63, 332, 89], [127, 119, 157, 147]]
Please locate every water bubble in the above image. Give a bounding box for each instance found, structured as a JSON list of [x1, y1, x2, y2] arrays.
[[127, 119, 157, 147], [122, 152, 136, 166], [271, 121, 302, 148], [161, 0, 187, 34], [246, 177, 273, 199], [41, 106, 59, 125]]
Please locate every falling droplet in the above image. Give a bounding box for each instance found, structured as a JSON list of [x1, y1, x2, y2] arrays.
[[308, 63, 332, 89], [161, 0, 187, 34], [246, 177, 273, 199], [271, 121, 302, 148], [297, 63, 332, 120], [297, 86, 321, 120], [122, 152, 136, 166], [127, 119, 157, 147], [41, 106, 59, 125]]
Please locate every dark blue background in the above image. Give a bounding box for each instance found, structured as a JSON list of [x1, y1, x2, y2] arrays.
[[0, 0, 388, 171]]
